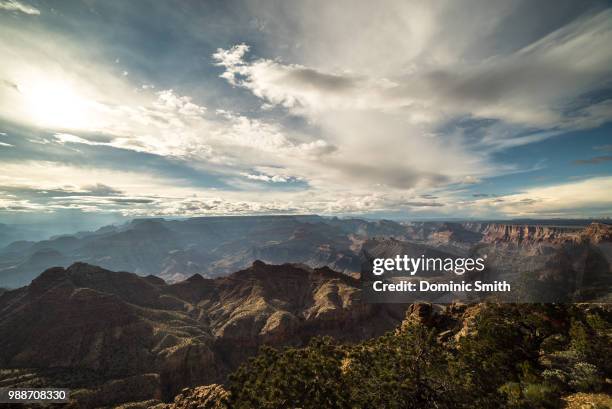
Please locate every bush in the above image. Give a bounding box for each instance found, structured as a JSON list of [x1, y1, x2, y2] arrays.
[[227, 337, 349, 409], [522, 383, 559, 408], [568, 362, 602, 392], [344, 325, 457, 409]]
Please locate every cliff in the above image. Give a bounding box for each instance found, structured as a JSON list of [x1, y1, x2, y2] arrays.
[[475, 222, 610, 246]]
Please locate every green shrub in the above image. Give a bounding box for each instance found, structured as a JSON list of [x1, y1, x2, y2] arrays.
[[522, 383, 558, 408], [568, 362, 602, 392], [224, 304, 610, 409], [227, 337, 349, 409]]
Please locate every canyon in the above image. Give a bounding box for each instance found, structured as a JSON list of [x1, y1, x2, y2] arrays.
[[0, 216, 610, 406], [1, 216, 610, 289]]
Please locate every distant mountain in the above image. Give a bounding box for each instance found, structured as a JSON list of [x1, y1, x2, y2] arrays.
[[0, 216, 610, 289], [0, 216, 411, 288], [0, 262, 405, 407], [0, 223, 49, 249]]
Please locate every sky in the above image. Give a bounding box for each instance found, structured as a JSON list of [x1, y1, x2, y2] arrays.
[[0, 0, 611, 228]]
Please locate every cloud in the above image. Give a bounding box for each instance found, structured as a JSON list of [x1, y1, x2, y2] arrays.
[[82, 183, 123, 196], [0, 24, 348, 192], [214, 7, 612, 135], [323, 161, 450, 190], [241, 172, 301, 183], [401, 201, 444, 207], [1, 1, 611, 219], [109, 198, 155, 204], [54, 133, 105, 146], [208, 7, 612, 194], [213, 46, 393, 116], [0, 184, 123, 199], [213, 44, 250, 75], [0, 160, 608, 219], [0, 176, 160, 214], [1, 79, 19, 91], [0, 0, 39, 15], [468, 176, 612, 217], [573, 156, 612, 165], [0, 158, 443, 216]]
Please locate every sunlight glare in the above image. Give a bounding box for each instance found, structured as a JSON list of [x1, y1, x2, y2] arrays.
[[21, 78, 94, 130]]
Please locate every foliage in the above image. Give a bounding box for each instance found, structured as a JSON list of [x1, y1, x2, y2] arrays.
[[226, 304, 611, 409], [343, 325, 457, 409], [227, 337, 349, 409]]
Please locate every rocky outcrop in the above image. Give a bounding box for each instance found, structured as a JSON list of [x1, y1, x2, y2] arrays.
[[481, 224, 582, 245], [397, 302, 482, 342], [581, 222, 612, 244], [474, 222, 611, 247]]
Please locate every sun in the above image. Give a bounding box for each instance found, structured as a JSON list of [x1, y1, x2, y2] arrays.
[[20, 78, 94, 130]]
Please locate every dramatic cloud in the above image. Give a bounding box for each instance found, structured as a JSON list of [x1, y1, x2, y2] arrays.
[[0, 1, 611, 219], [210, 6, 612, 200], [214, 7, 612, 133]]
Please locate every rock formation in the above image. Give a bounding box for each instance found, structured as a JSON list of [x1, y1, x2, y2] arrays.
[[0, 261, 406, 407]]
